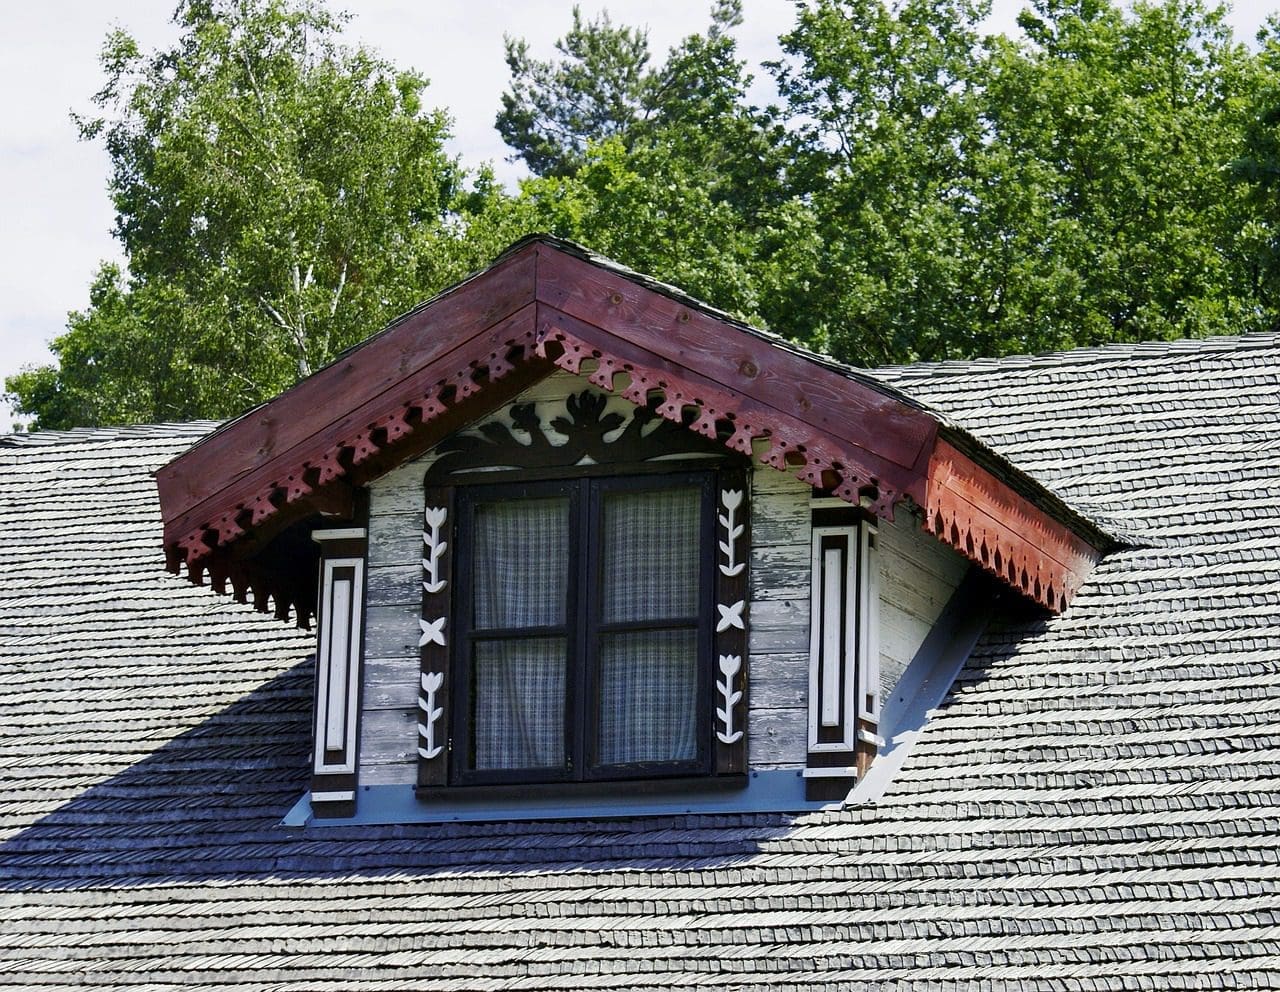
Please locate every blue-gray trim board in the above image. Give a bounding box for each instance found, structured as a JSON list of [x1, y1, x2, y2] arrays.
[[850, 568, 996, 804], [282, 769, 833, 827]]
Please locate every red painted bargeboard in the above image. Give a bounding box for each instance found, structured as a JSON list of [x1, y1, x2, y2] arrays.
[[155, 238, 1102, 621]]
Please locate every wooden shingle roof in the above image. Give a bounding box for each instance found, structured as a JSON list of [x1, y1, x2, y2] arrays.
[[2, 330, 1278, 986]]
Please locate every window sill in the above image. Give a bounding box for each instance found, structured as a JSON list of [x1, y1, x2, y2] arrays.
[[415, 772, 739, 806], [281, 769, 836, 828]]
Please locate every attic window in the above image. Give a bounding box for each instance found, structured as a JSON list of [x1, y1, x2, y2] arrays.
[[415, 390, 751, 795], [450, 473, 713, 784]]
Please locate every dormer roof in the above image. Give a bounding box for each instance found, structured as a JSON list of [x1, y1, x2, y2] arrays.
[[155, 236, 1111, 625]]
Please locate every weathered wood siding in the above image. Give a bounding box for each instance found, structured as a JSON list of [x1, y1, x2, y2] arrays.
[[746, 460, 810, 769], [358, 371, 967, 784], [875, 503, 971, 708]]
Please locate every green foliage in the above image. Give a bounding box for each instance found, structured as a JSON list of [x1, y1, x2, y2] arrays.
[[7, 0, 505, 429], [508, 0, 1278, 366], [1230, 18, 1280, 307], [12, 0, 1280, 429], [770, 0, 1268, 363], [497, 6, 653, 177], [509, 1, 788, 323]]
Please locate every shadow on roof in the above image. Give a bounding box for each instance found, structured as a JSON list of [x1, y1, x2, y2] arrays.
[[0, 660, 799, 892]]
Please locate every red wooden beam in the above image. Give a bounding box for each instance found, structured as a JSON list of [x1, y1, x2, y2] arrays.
[[533, 246, 936, 473], [156, 244, 538, 538], [925, 439, 1100, 612], [154, 236, 1106, 620]]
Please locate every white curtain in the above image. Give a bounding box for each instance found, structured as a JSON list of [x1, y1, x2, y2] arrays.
[[472, 497, 568, 770], [597, 487, 700, 764]]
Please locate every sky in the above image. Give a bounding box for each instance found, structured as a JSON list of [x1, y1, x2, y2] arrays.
[[0, 0, 1275, 431]]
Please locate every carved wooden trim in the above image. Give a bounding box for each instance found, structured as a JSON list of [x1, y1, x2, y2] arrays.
[[805, 511, 877, 802], [310, 527, 368, 816], [164, 307, 544, 626], [531, 307, 926, 523], [713, 465, 749, 774], [925, 440, 1100, 612], [157, 237, 1104, 622], [425, 388, 725, 482]]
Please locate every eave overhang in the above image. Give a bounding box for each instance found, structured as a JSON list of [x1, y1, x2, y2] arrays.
[[155, 236, 1108, 626]]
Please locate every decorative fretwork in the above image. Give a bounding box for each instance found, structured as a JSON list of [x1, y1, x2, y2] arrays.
[[716, 600, 746, 633], [162, 241, 1100, 624], [418, 616, 447, 647], [425, 389, 726, 482]]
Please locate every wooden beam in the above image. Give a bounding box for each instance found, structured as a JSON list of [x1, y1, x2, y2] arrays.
[[533, 245, 937, 474], [162, 302, 540, 555], [156, 244, 539, 536]]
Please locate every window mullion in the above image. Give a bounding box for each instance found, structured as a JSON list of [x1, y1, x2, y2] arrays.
[[571, 478, 595, 781]]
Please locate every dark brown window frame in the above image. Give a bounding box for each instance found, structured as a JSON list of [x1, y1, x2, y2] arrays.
[[448, 467, 718, 788], [416, 388, 751, 799]]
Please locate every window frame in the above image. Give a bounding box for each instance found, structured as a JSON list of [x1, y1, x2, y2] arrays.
[[448, 468, 718, 788], [415, 387, 752, 799]]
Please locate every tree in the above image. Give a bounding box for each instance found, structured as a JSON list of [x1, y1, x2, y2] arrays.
[[1230, 17, 1280, 308], [504, 1, 789, 323], [6, 0, 505, 429], [497, 6, 653, 178], [507, 0, 1277, 366], [14, 0, 1275, 431], [773, 0, 1270, 365]]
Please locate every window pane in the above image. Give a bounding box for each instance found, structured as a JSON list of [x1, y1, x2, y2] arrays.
[[473, 497, 568, 629], [601, 487, 700, 623], [472, 638, 566, 770], [597, 629, 698, 765]]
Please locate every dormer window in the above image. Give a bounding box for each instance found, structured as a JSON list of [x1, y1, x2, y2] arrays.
[[153, 237, 1106, 825], [415, 391, 751, 796], [450, 472, 715, 784]]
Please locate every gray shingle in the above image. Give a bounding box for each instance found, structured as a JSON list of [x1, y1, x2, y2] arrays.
[[3, 333, 1280, 987]]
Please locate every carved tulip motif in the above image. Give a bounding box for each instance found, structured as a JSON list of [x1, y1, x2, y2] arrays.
[[718, 489, 745, 577], [716, 654, 744, 744], [422, 506, 449, 594], [418, 671, 445, 760]]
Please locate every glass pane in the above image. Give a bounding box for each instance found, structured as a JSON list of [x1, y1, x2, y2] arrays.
[[473, 496, 569, 630], [597, 629, 698, 765], [473, 638, 566, 770], [601, 487, 700, 623]]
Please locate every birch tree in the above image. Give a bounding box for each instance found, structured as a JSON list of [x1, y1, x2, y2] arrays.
[[7, 0, 491, 428]]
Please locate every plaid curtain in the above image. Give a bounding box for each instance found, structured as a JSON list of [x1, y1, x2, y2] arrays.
[[472, 498, 568, 770], [598, 629, 697, 763], [597, 488, 700, 764], [600, 487, 699, 622], [473, 638, 566, 769]]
